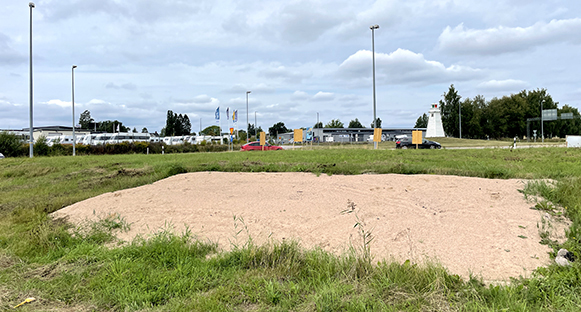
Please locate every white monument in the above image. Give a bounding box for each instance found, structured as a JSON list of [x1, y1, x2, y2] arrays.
[[426, 103, 445, 137]]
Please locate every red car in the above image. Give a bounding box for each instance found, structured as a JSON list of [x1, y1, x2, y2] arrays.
[[241, 141, 283, 151]]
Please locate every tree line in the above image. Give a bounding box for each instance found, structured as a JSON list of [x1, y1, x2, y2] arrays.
[[415, 85, 581, 139]]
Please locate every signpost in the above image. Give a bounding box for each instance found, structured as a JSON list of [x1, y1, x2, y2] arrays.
[[260, 132, 266, 151], [294, 129, 303, 148], [373, 128, 382, 144], [412, 130, 423, 149]]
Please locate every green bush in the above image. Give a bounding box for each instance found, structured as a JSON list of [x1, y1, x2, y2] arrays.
[[0, 131, 26, 157], [33, 136, 50, 156]]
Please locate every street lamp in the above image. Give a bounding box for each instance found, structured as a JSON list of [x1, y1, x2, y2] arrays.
[[29, 2, 35, 158], [72, 65, 77, 156], [254, 111, 257, 139], [246, 91, 251, 143], [370, 24, 379, 149], [541, 99, 545, 143]]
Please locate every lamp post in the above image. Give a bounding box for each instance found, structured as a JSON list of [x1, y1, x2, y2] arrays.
[[370, 24, 379, 149], [316, 112, 319, 145], [246, 91, 251, 143], [254, 111, 257, 139], [541, 99, 545, 143], [459, 101, 462, 139], [29, 2, 35, 158], [72, 65, 77, 156]]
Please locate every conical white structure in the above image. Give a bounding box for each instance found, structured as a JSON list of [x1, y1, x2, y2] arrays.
[[426, 104, 445, 137]]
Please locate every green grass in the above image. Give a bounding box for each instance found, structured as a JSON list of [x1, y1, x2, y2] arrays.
[[1, 146, 581, 311]]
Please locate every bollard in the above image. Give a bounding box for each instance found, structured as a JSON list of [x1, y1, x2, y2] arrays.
[[147, 147, 149, 155], [162, 146, 164, 155]]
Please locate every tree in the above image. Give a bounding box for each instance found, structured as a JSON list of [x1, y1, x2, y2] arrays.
[[370, 118, 382, 128], [439, 84, 462, 137], [201, 125, 220, 136], [414, 114, 428, 128], [247, 124, 256, 138], [269, 122, 289, 136], [348, 118, 364, 128], [182, 114, 192, 135], [142, 127, 148, 133], [325, 119, 344, 128], [165, 110, 175, 136], [97, 120, 128, 133], [132, 127, 138, 133], [314, 122, 323, 128], [79, 110, 94, 129]]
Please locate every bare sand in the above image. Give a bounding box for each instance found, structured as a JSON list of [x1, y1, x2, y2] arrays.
[[53, 172, 564, 283]]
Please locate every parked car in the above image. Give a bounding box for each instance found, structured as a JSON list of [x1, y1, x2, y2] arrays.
[[0, 152, 4, 159], [396, 138, 441, 149], [241, 141, 283, 151]]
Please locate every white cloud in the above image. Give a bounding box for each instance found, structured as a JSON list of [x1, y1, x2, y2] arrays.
[[312, 91, 335, 101], [438, 18, 581, 55], [41, 99, 72, 108], [291, 90, 309, 100], [339, 49, 481, 86], [477, 79, 528, 92], [192, 95, 213, 104]]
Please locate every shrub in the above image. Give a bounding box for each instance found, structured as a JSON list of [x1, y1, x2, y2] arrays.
[[33, 136, 50, 156], [0, 131, 26, 157]]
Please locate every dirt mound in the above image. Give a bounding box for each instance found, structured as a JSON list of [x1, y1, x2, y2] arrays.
[[53, 172, 565, 283]]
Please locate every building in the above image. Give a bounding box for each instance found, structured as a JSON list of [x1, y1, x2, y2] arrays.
[[275, 127, 426, 144], [426, 104, 445, 137], [3, 126, 91, 142]]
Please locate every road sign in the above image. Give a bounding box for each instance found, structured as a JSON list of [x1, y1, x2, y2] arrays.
[[542, 109, 557, 121], [561, 113, 574, 120], [260, 132, 266, 146]]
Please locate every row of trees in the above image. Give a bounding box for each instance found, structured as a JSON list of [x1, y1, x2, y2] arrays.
[[415, 85, 581, 139], [162, 110, 192, 137], [79, 110, 148, 134]]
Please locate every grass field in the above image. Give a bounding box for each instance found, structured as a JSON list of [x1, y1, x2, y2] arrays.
[[1, 145, 581, 311]]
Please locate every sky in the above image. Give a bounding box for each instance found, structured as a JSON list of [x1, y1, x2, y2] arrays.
[[1, 0, 580, 134]]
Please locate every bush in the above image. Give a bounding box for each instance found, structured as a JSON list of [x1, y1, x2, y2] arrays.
[[33, 136, 50, 156], [0, 131, 26, 157]]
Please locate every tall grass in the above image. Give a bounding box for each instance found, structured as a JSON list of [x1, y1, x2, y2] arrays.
[[1, 147, 581, 310]]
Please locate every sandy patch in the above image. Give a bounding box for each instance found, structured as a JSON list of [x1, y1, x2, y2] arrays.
[[53, 172, 563, 282]]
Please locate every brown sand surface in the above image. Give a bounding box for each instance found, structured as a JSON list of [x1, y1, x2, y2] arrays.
[[53, 172, 562, 282]]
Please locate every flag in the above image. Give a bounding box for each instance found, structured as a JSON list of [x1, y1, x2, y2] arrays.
[[215, 107, 220, 120], [116, 124, 120, 132], [226, 108, 229, 120], [233, 110, 238, 123]]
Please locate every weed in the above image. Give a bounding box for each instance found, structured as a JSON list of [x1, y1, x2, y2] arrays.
[[342, 200, 375, 277]]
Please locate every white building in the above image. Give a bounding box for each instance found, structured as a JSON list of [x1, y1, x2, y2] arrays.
[[426, 104, 445, 137]]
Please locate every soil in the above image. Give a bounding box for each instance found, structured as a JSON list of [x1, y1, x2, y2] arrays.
[[52, 172, 566, 283]]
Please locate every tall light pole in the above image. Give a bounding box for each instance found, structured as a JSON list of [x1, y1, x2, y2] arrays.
[[246, 90, 251, 143], [316, 112, 319, 145], [459, 102, 462, 139], [254, 111, 257, 139], [29, 2, 35, 158], [72, 65, 77, 156], [370, 24, 379, 149], [541, 99, 545, 143]]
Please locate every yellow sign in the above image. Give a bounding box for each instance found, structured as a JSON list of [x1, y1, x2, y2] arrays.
[[412, 130, 423, 145], [373, 128, 382, 142], [260, 132, 266, 146], [294, 129, 303, 143]]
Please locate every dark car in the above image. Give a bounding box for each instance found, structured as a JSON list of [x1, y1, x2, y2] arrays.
[[396, 138, 441, 149], [241, 141, 283, 151]]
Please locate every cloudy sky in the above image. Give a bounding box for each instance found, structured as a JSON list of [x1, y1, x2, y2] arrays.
[[1, 0, 580, 134]]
